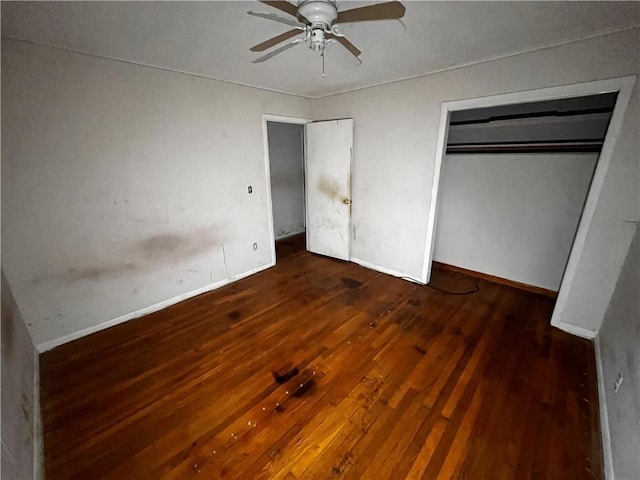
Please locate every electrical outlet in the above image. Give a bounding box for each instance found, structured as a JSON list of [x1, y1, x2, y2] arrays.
[[614, 373, 623, 392], [253, 243, 258, 250]]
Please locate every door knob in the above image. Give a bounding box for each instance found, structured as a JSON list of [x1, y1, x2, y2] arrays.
[[342, 198, 351, 205]]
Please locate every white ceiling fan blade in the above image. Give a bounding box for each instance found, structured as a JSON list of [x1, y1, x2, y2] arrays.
[[252, 39, 304, 63], [247, 11, 306, 28]]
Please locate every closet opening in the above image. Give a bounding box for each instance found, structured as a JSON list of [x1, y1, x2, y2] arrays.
[[421, 77, 635, 336]]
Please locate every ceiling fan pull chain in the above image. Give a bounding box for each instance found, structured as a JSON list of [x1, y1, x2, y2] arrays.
[[322, 49, 326, 78]]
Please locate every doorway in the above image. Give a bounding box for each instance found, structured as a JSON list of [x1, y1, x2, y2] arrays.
[[263, 115, 354, 265], [263, 115, 310, 263], [422, 76, 635, 338], [267, 122, 305, 239], [433, 93, 616, 295]]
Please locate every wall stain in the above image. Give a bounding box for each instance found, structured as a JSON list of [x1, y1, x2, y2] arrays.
[[32, 226, 220, 284], [64, 263, 139, 282], [317, 175, 343, 202], [1, 299, 14, 356], [136, 229, 218, 261]]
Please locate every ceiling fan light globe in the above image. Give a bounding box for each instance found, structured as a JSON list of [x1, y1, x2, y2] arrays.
[[298, 0, 337, 26]]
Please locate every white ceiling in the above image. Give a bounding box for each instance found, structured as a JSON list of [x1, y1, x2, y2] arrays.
[[2, 1, 639, 98]]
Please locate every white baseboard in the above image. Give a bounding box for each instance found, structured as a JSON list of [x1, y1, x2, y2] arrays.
[[594, 335, 614, 480], [36, 262, 274, 352], [551, 319, 597, 339], [350, 257, 423, 284]]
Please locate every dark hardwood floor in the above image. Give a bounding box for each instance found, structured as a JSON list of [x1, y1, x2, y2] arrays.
[[40, 234, 602, 479]]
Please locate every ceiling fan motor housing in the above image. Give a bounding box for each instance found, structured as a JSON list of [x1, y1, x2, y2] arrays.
[[298, 0, 338, 27]]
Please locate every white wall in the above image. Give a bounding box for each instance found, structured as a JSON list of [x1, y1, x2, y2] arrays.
[[1, 39, 312, 349], [597, 227, 639, 480], [267, 122, 305, 239], [433, 153, 597, 291], [1, 272, 41, 480], [312, 28, 639, 334]]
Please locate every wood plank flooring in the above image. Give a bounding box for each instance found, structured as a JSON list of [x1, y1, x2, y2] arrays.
[[40, 234, 602, 479]]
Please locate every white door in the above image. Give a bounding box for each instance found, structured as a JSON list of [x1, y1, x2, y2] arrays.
[[305, 119, 353, 260]]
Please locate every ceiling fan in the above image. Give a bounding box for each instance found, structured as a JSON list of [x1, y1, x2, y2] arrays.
[[247, 0, 406, 70]]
